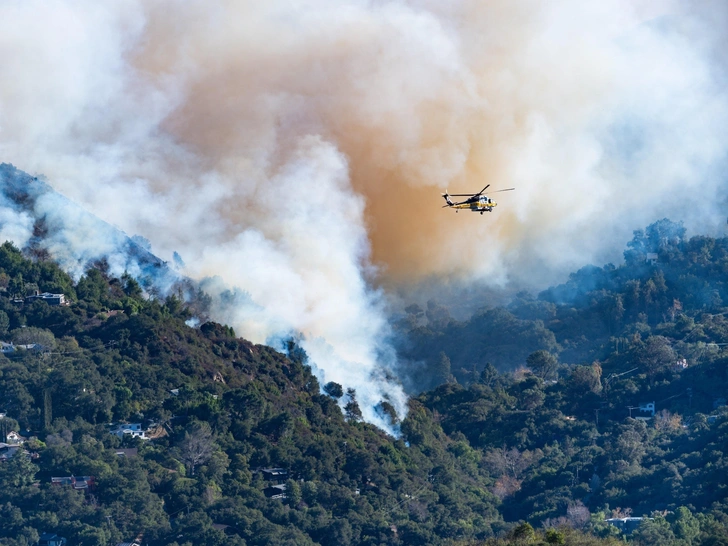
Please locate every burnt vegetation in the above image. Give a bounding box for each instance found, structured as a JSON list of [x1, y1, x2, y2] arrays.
[[1, 219, 728, 545]]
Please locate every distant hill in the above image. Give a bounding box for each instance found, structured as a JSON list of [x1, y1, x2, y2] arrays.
[[396, 219, 728, 389]]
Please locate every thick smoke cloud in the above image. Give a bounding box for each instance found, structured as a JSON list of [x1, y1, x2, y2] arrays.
[[2, 1, 728, 429]]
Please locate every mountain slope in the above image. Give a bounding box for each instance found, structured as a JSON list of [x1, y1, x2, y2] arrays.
[[0, 244, 504, 546], [2, 221, 728, 545]]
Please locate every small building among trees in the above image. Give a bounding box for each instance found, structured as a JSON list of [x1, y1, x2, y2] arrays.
[[264, 484, 287, 499], [38, 533, 67, 546], [25, 292, 66, 305]]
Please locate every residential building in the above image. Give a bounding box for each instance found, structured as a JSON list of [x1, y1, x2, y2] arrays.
[[0, 443, 21, 461], [261, 467, 288, 481], [38, 533, 67, 546], [6, 431, 25, 444], [25, 292, 66, 305], [605, 517, 651, 533], [51, 476, 95, 490], [264, 484, 287, 499], [109, 423, 148, 440]]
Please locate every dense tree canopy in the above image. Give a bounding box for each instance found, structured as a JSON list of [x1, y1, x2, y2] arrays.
[[2, 221, 728, 545]]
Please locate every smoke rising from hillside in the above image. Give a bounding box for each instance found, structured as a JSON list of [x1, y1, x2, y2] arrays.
[[2, 1, 728, 428]]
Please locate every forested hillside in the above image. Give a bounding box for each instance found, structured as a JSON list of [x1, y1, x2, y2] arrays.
[[1, 219, 728, 545]]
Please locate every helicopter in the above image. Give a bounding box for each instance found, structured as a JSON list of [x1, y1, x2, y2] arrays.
[[441, 184, 514, 214]]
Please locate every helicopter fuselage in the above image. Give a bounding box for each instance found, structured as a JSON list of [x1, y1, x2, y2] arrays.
[[450, 195, 496, 213], [442, 185, 513, 214]]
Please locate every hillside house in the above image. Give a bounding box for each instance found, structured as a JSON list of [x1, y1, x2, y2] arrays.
[[51, 475, 95, 490], [39, 533, 67, 546], [109, 423, 148, 440], [606, 517, 652, 533], [261, 468, 288, 482], [1, 342, 42, 352], [6, 431, 26, 444], [634, 402, 655, 421], [264, 484, 287, 499], [0, 443, 21, 461], [25, 292, 66, 305]]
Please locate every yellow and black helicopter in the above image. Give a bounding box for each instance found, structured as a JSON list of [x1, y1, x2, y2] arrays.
[[441, 184, 514, 214]]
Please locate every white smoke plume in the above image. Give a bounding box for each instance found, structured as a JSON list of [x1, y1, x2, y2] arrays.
[[2, 1, 728, 429]]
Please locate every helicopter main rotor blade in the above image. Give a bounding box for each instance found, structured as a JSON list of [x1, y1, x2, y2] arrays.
[[448, 184, 491, 197], [490, 187, 515, 193], [476, 184, 490, 196]]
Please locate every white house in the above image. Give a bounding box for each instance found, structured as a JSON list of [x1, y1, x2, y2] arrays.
[[109, 423, 148, 440], [25, 292, 66, 305], [606, 517, 651, 533], [6, 431, 26, 444]]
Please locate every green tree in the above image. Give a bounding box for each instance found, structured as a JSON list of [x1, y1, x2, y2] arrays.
[[526, 350, 559, 380], [10, 326, 56, 351], [671, 507, 699, 545], [323, 381, 344, 398], [632, 516, 676, 546], [568, 363, 602, 395], [0, 310, 9, 334], [177, 422, 216, 476], [480, 363, 499, 386], [510, 522, 536, 542], [344, 388, 363, 422], [638, 335, 675, 381], [435, 351, 453, 385], [7, 274, 23, 297], [0, 452, 38, 487], [121, 272, 143, 299]]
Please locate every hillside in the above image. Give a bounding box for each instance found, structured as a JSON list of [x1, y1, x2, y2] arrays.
[[1, 220, 728, 545], [0, 242, 503, 546]]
